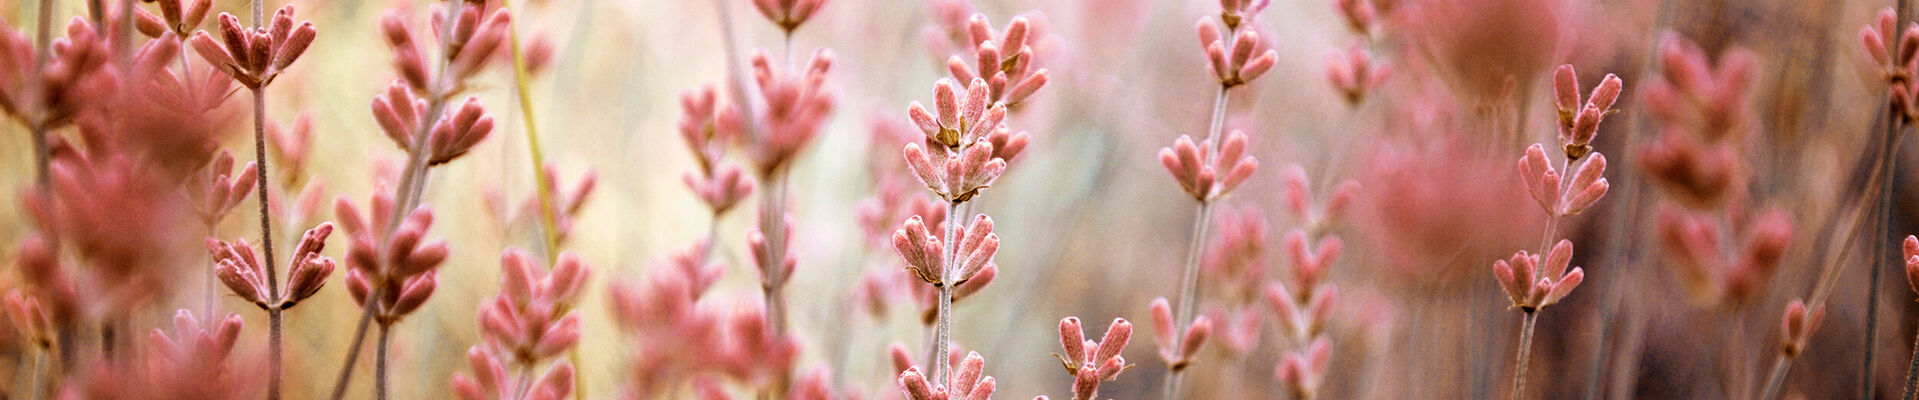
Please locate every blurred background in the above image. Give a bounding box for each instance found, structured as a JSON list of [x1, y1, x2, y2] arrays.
[[0, 0, 1912, 398]]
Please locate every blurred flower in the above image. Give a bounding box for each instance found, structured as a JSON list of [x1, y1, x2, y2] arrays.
[[1149, 297, 1212, 372], [187, 151, 258, 225], [719, 49, 836, 177], [1326, 45, 1390, 105], [1777, 299, 1823, 357], [1276, 336, 1332, 399], [1657, 207, 1793, 307], [752, 0, 827, 34]]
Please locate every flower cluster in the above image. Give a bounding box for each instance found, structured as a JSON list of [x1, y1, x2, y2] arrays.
[[897, 352, 996, 400], [1149, 298, 1212, 372], [188, 150, 259, 225], [1491, 240, 1584, 311], [1550, 65, 1623, 160], [1196, 19, 1277, 88], [1777, 299, 1824, 358], [718, 50, 836, 176], [608, 242, 802, 396], [188, 6, 316, 89], [943, 15, 1048, 106], [679, 85, 754, 216], [371, 82, 497, 166], [1636, 35, 1757, 209], [1637, 35, 1794, 308], [1265, 167, 1355, 398], [1051, 317, 1133, 400], [336, 192, 449, 324], [208, 222, 337, 310], [894, 214, 998, 287], [1862, 7, 1919, 122], [451, 249, 592, 400], [905, 78, 1013, 202], [1160, 130, 1258, 201]]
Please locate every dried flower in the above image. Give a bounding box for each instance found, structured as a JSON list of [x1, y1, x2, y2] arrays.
[[425, 96, 498, 165]]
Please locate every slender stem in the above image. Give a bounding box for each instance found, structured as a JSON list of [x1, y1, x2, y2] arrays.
[[1762, 353, 1792, 400], [327, 0, 463, 393], [1511, 311, 1539, 400], [29, 0, 51, 188], [1903, 326, 1919, 400], [1867, 122, 1902, 399], [249, 85, 288, 400], [375, 325, 390, 400], [1164, 83, 1232, 400], [499, 0, 562, 260], [327, 286, 384, 400], [933, 200, 961, 383], [760, 175, 791, 334]]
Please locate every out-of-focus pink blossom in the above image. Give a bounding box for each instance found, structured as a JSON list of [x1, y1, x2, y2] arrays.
[[719, 49, 836, 177], [1778, 299, 1823, 357], [752, 0, 828, 33], [1656, 207, 1793, 306], [1275, 336, 1332, 399], [944, 15, 1049, 106], [1326, 45, 1389, 105]]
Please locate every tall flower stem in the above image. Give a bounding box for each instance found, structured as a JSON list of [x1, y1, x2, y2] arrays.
[[375, 325, 391, 400], [1511, 311, 1539, 400], [760, 175, 791, 334], [328, 1, 462, 396], [250, 85, 289, 400], [1163, 83, 1231, 400], [1867, 112, 1906, 399], [933, 201, 961, 383], [29, 0, 51, 187], [499, 0, 561, 258]]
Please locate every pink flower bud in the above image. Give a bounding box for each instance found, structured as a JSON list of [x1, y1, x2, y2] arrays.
[[1905, 236, 1919, 296], [1552, 64, 1579, 113]]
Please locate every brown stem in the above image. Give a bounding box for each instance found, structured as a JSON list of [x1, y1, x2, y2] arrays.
[[1163, 82, 1232, 400], [1511, 311, 1538, 400], [375, 325, 390, 400]]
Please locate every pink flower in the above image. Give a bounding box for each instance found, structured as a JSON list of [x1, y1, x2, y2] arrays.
[[1055, 317, 1133, 400], [1516, 143, 1610, 216], [188, 6, 317, 89], [1549, 64, 1623, 158], [1275, 337, 1332, 399], [892, 214, 999, 286], [1159, 130, 1258, 201], [1149, 297, 1212, 371], [1195, 19, 1278, 87], [1778, 299, 1823, 357], [1491, 240, 1585, 311], [719, 49, 837, 176], [1325, 45, 1389, 105], [897, 352, 995, 400], [944, 15, 1049, 106]]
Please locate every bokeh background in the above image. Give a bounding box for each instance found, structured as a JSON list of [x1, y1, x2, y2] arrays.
[[0, 0, 1913, 398]]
